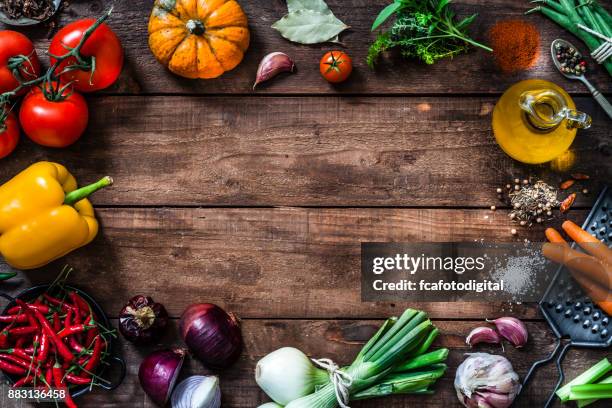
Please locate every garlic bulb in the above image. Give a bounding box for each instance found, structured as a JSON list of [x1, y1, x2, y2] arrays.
[[455, 353, 521, 408], [171, 375, 221, 408], [255, 347, 328, 405]]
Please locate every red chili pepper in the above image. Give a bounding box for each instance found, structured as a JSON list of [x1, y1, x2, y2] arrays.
[[85, 326, 98, 349], [0, 314, 28, 323], [69, 291, 90, 315], [65, 308, 73, 330], [44, 366, 53, 387], [25, 303, 74, 363], [0, 330, 9, 348], [1, 348, 32, 361], [0, 358, 27, 375], [52, 312, 61, 333], [13, 374, 33, 387], [8, 326, 37, 337], [6, 304, 50, 315], [15, 337, 27, 349], [0, 353, 30, 369], [52, 362, 77, 408], [65, 372, 92, 385], [67, 336, 85, 353], [43, 294, 76, 314], [84, 335, 102, 372], [57, 324, 93, 339], [37, 332, 49, 363]]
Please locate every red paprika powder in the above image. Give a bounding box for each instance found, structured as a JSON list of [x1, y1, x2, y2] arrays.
[[489, 20, 541, 74]]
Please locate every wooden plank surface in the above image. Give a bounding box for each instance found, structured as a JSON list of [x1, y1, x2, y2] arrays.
[[2, 96, 609, 207], [4, 0, 611, 95], [4, 207, 587, 320], [5, 319, 599, 408]]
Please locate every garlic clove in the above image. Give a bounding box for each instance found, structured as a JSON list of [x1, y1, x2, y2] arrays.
[[254, 52, 296, 89], [466, 326, 501, 347], [488, 317, 528, 348]]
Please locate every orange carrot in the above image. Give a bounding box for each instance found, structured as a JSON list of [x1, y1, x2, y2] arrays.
[[545, 228, 569, 245], [562, 220, 612, 266]]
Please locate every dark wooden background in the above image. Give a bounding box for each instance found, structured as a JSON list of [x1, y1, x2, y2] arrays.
[[1, 0, 611, 407]]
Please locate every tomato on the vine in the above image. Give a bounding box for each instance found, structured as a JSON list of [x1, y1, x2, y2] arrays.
[[319, 51, 353, 84], [0, 111, 19, 159], [0, 31, 41, 95], [19, 87, 89, 148], [49, 19, 124, 92]]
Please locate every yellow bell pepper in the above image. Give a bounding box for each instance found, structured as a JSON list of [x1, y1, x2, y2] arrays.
[[0, 162, 112, 270]]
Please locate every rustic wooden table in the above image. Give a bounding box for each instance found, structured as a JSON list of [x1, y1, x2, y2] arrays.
[[1, 1, 611, 407]]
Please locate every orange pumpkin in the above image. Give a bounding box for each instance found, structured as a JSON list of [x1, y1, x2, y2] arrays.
[[148, 0, 250, 79]]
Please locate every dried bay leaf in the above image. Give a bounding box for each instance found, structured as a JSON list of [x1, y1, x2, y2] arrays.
[[272, 9, 349, 44]]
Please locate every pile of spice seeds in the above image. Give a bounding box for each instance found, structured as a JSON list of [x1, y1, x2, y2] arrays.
[[493, 179, 559, 235], [494, 175, 591, 236], [553, 42, 587, 76]]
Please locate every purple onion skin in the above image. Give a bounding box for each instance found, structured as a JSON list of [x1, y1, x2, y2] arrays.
[[179, 303, 243, 370], [119, 295, 169, 345], [139, 348, 185, 406]]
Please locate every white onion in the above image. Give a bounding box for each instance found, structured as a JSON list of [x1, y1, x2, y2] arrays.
[[255, 347, 328, 405], [257, 404, 284, 408], [171, 375, 221, 408]]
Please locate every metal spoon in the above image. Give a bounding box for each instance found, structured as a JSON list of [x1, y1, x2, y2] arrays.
[[0, 0, 61, 26], [551, 39, 612, 120]]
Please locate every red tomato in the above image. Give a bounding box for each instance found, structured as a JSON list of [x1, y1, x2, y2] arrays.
[[49, 19, 123, 92], [0, 31, 41, 95], [319, 51, 353, 84], [0, 111, 19, 159], [19, 87, 89, 148]]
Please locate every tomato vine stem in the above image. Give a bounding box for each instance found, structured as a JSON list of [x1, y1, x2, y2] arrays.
[[0, 7, 114, 109]]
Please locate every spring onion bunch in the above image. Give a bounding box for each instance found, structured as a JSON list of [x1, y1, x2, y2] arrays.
[[527, 0, 612, 77], [256, 309, 448, 407]]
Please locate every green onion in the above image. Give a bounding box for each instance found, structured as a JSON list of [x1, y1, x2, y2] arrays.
[[577, 375, 612, 408], [284, 309, 442, 408], [393, 348, 449, 372], [556, 358, 611, 401], [569, 383, 612, 400], [353, 364, 447, 400]]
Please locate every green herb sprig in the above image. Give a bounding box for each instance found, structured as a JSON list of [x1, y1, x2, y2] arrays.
[[368, 0, 492, 68]]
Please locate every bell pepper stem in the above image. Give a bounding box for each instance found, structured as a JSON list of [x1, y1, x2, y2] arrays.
[[64, 177, 113, 206]]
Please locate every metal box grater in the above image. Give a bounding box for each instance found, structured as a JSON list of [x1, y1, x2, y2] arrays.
[[521, 186, 611, 407]]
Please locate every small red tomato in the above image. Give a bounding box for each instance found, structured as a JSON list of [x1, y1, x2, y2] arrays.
[[319, 51, 353, 83], [49, 19, 124, 92], [0, 110, 19, 159], [0, 31, 41, 95], [19, 87, 89, 148]]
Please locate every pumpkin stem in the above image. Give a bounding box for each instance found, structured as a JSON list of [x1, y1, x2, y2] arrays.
[[186, 19, 205, 35]]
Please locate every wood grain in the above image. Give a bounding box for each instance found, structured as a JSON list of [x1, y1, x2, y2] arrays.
[[2, 0, 611, 95], [4, 207, 587, 320], [2, 96, 608, 207], [5, 319, 601, 408]]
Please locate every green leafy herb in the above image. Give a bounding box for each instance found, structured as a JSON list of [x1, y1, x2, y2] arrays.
[[368, 0, 491, 68], [273, 0, 349, 44]]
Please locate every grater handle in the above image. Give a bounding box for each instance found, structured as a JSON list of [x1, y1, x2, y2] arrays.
[[544, 342, 572, 408], [522, 338, 562, 389]]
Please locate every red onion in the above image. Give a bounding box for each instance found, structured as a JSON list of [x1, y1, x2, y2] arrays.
[[139, 348, 186, 406], [179, 303, 242, 370]]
